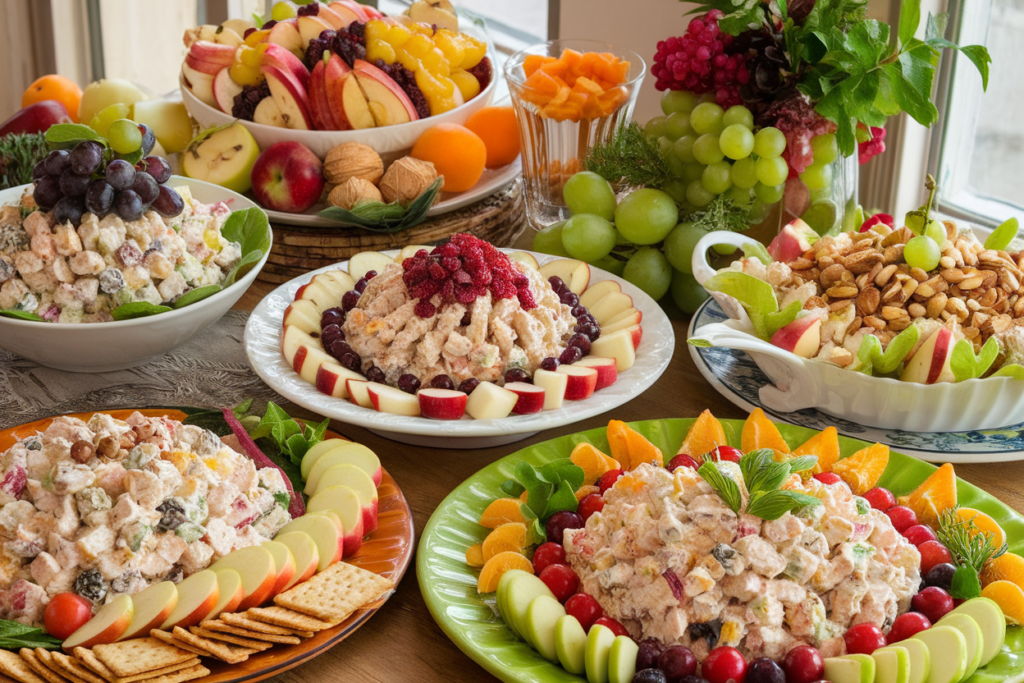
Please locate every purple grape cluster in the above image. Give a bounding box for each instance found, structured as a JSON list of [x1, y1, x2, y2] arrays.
[[372, 60, 430, 119], [232, 80, 271, 121], [547, 275, 600, 364], [304, 24, 367, 71]]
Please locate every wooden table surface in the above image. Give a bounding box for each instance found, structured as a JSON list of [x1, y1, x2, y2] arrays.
[[234, 230, 1024, 683]]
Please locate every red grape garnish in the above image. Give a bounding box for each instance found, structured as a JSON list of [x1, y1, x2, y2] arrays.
[[862, 487, 896, 511], [702, 646, 747, 683], [844, 623, 886, 655], [538, 564, 579, 603], [885, 505, 918, 533], [918, 540, 953, 576], [565, 593, 603, 631], [532, 542, 566, 575], [911, 586, 954, 623], [886, 612, 931, 644], [781, 645, 824, 683], [577, 493, 604, 522]]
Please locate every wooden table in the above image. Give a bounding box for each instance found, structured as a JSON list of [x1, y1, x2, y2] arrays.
[[234, 229, 1024, 683]]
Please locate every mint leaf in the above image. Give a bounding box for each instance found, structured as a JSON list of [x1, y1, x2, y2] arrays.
[[739, 449, 775, 487], [747, 490, 821, 520], [538, 459, 585, 492], [0, 309, 46, 322], [174, 284, 221, 309], [111, 302, 173, 320], [950, 564, 982, 600], [898, 0, 921, 48], [500, 480, 526, 498], [698, 461, 742, 514], [786, 455, 818, 472], [542, 480, 580, 518], [45, 123, 105, 149]]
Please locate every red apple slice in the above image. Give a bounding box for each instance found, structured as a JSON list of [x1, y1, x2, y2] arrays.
[[209, 545, 277, 610], [346, 378, 373, 407], [589, 329, 637, 371], [213, 68, 243, 115], [465, 381, 519, 420], [418, 388, 467, 420], [283, 299, 322, 335], [573, 356, 618, 390], [509, 252, 540, 271], [119, 581, 178, 640], [602, 307, 642, 330], [282, 325, 336, 385], [770, 316, 822, 358], [320, 269, 356, 292], [161, 570, 220, 629], [308, 58, 339, 131], [185, 41, 236, 75], [273, 532, 319, 591], [539, 259, 581, 292], [253, 96, 286, 127], [352, 59, 419, 126], [301, 438, 352, 479], [181, 63, 217, 108], [327, 2, 362, 25], [556, 365, 599, 401], [261, 43, 311, 89], [63, 595, 133, 649], [307, 486, 365, 558], [768, 218, 816, 263], [316, 361, 363, 399], [322, 54, 367, 131], [267, 18, 304, 57], [367, 383, 421, 416], [208, 569, 244, 621], [312, 464, 378, 533], [304, 441, 382, 488], [533, 369, 568, 410], [901, 326, 955, 384], [332, 0, 371, 21], [579, 280, 622, 309], [276, 513, 343, 572], [297, 15, 332, 47], [505, 382, 545, 414], [316, 5, 350, 29], [261, 541, 297, 599], [296, 281, 340, 313], [261, 65, 312, 130], [588, 292, 634, 326], [348, 251, 395, 280]]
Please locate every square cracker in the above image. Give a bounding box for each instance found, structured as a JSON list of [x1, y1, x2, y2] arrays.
[[169, 628, 255, 665], [15, 652, 61, 683], [195, 622, 300, 645], [34, 651, 82, 683], [273, 562, 394, 623], [0, 652, 45, 683], [70, 650, 113, 681], [47, 653, 101, 683], [93, 638, 195, 678], [187, 628, 271, 652], [216, 614, 309, 637], [130, 665, 208, 683], [144, 635, 208, 662], [245, 607, 337, 632], [71, 650, 197, 683]]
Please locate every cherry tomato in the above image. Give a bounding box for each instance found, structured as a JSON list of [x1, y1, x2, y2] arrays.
[[862, 487, 896, 511], [781, 645, 824, 683], [886, 612, 931, 644], [667, 454, 700, 472], [918, 540, 953, 576], [44, 592, 93, 640], [532, 542, 566, 574], [539, 564, 579, 603], [843, 623, 886, 655], [597, 469, 625, 495], [812, 472, 842, 485], [902, 524, 938, 547], [885, 505, 918, 533], [710, 445, 743, 463], [565, 593, 603, 630], [702, 646, 747, 683], [912, 586, 954, 623], [578, 493, 605, 522], [592, 616, 630, 638]]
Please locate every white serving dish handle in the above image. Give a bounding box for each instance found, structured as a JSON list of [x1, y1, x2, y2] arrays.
[[690, 230, 769, 328]]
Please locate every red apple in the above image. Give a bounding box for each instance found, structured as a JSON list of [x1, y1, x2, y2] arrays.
[[119, 581, 178, 640], [770, 316, 822, 358], [573, 357, 618, 390], [276, 514, 343, 571], [589, 329, 637, 371], [308, 58, 339, 130], [316, 361, 363, 399], [767, 218, 817, 263], [556, 365, 599, 400], [185, 40, 236, 75], [901, 327, 956, 384], [352, 59, 419, 126], [346, 378, 373, 407], [310, 464, 378, 534], [208, 545, 278, 610], [588, 291, 634, 326], [62, 595, 134, 649], [261, 43, 311, 89], [260, 541, 296, 598], [465, 381, 519, 420], [418, 388, 468, 420], [0, 101, 70, 137], [207, 569, 244, 621], [323, 54, 372, 130], [579, 280, 622, 309], [213, 68, 243, 115], [251, 141, 324, 213], [267, 18, 304, 57], [273, 532, 319, 590], [533, 369, 568, 410]]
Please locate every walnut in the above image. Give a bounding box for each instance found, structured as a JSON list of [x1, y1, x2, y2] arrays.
[[324, 142, 384, 185], [380, 157, 439, 206], [329, 178, 383, 210]]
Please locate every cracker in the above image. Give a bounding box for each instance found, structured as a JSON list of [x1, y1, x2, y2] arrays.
[[129, 665, 208, 683], [70, 651, 113, 681], [216, 614, 308, 637], [71, 650, 198, 683], [16, 652, 61, 683], [245, 606, 338, 632], [0, 651, 46, 683], [144, 634, 207, 661], [93, 638, 195, 678], [169, 628, 255, 664], [195, 621, 300, 645], [187, 628, 271, 652], [47, 654, 102, 683], [273, 562, 394, 623], [35, 651, 82, 683]]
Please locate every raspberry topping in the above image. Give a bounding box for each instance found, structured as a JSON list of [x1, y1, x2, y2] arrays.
[[402, 234, 537, 316]]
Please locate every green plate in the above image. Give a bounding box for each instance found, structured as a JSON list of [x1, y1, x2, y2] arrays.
[[417, 418, 1024, 683]]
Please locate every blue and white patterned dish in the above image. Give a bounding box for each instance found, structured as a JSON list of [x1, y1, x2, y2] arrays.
[[689, 298, 1024, 463]]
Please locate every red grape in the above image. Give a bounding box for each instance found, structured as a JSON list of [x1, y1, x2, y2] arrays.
[[885, 506, 918, 533], [745, 658, 785, 683], [578, 493, 605, 522], [598, 469, 625, 494], [667, 454, 700, 472], [924, 563, 956, 592], [637, 638, 666, 671], [902, 524, 938, 547], [918, 541, 953, 576], [709, 445, 743, 463], [658, 645, 697, 681], [911, 586, 954, 623], [539, 564, 579, 603], [886, 612, 931, 644], [565, 593, 603, 630], [844, 623, 886, 655], [545, 511, 584, 544], [781, 645, 824, 683], [592, 616, 630, 638], [862, 487, 896, 511], [702, 646, 747, 683], [532, 542, 566, 574], [812, 472, 841, 485]]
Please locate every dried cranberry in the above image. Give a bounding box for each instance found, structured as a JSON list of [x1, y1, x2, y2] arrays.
[[341, 352, 361, 372], [548, 276, 566, 293], [568, 333, 591, 355], [559, 346, 583, 364], [459, 378, 481, 394], [397, 374, 421, 394], [414, 300, 436, 318], [354, 278, 368, 293], [326, 338, 353, 361], [504, 368, 530, 384], [320, 324, 344, 346], [366, 366, 385, 383], [116, 242, 143, 267], [430, 375, 455, 390], [341, 290, 360, 311], [581, 324, 601, 341], [320, 307, 345, 328], [561, 292, 580, 307], [365, 270, 378, 279], [571, 305, 586, 318], [540, 357, 559, 371]]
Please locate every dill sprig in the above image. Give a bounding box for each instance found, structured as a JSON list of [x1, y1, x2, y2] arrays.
[[936, 506, 1008, 574], [688, 194, 751, 234], [586, 122, 673, 188], [0, 133, 49, 190]]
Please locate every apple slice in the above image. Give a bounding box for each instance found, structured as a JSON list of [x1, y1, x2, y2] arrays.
[[327, 2, 362, 24], [588, 292, 635, 326], [261, 65, 313, 130], [267, 18, 304, 57], [312, 464, 378, 533], [321, 269, 356, 293], [352, 59, 419, 126], [261, 540, 297, 598], [332, 0, 371, 21], [283, 299, 323, 335], [346, 378, 373, 408], [276, 514, 343, 572], [304, 441, 382, 487], [213, 68, 243, 115], [573, 357, 618, 390], [505, 382, 545, 414], [768, 218, 817, 263], [63, 595, 134, 649], [307, 488, 365, 558], [296, 280, 341, 313], [770, 316, 822, 358], [579, 280, 622, 309], [253, 96, 286, 127], [261, 43, 311, 89], [181, 63, 217, 108], [207, 569, 244, 621], [348, 251, 394, 280], [556, 365, 598, 401], [119, 581, 177, 640], [589, 330, 637, 371], [509, 252, 540, 271], [209, 545, 278, 610], [185, 41, 237, 75], [418, 388, 468, 420], [533, 369, 568, 410], [901, 327, 956, 384], [297, 15, 332, 47], [465, 381, 519, 420], [368, 383, 421, 416], [282, 325, 335, 385], [323, 54, 371, 131], [316, 5, 349, 29], [161, 570, 221, 629], [539, 259, 580, 289], [316, 361, 364, 399], [273, 532, 319, 591], [601, 308, 642, 331], [308, 59, 338, 131], [568, 262, 591, 295], [395, 245, 433, 262]]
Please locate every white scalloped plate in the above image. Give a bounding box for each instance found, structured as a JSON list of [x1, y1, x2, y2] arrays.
[[244, 249, 674, 448]]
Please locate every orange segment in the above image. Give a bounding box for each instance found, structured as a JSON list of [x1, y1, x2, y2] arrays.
[[741, 408, 791, 454], [898, 463, 957, 526], [981, 552, 1024, 588], [570, 442, 612, 485], [466, 543, 485, 568], [519, 489, 529, 503], [601, 454, 621, 471], [479, 498, 529, 529], [955, 507, 1008, 550], [482, 522, 529, 561], [793, 426, 840, 474], [477, 551, 533, 593], [607, 420, 662, 470], [830, 443, 889, 495], [981, 580, 1024, 625], [677, 410, 727, 460], [575, 485, 599, 501]]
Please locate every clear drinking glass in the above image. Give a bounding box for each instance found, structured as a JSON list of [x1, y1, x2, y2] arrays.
[[504, 40, 645, 229]]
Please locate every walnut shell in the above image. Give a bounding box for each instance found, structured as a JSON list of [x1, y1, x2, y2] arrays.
[[379, 157, 439, 206], [329, 178, 384, 210], [324, 142, 384, 185]]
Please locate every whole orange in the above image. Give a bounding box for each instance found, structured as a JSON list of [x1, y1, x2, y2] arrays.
[[411, 123, 487, 193], [464, 106, 521, 169], [22, 75, 83, 123]]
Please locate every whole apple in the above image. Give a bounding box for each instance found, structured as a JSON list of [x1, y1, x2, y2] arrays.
[[251, 141, 325, 212]]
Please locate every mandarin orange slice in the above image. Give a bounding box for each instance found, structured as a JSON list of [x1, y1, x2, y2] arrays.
[[479, 498, 529, 529], [477, 551, 533, 593], [607, 420, 662, 470], [898, 463, 957, 526], [981, 580, 1024, 624], [792, 426, 841, 474], [482, 523, 529, 561], [741, 408, 791, 454], [982, 552, 1024, 588], [570, 442, 611, 485], [575, 485, 600, 501], [465, 543, 485, 568], [956, 507, 1008, 550], [830, 442, 889, 495], [677, 410, 727, 460]]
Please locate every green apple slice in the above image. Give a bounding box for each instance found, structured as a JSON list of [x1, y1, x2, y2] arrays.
[[872, 645, 910, 683], [496, 569, 528, 639], [844, 654, 876, 683], [525, 595, 566, 661], [910, 625, 967, 683], [824, 656, 867, 683], [608, 635, 639, 683], [896, 637, 931, 683], [585, 624, 616, 683], [555, 615, 587, 675], [936, 612, 984, 679], [949, 597, 1006, 666], [502, 573, 555, 644]]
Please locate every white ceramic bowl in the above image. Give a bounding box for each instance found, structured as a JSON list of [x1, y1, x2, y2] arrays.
[[0, 178, 271, 373], [689, 230, 1024, 432], [181, 24, 498, 161]]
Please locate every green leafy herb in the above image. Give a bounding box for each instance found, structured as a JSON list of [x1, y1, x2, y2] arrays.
[[44, 123, 106, 149], [950, 564, 982, 600], [785, 456, 818, 473], [0, 133, 49, 189], [688, 195, 751, 234], [0, 309, 46, 322], [747, 489, 822, 520], [585, 121, 673, 188], [111, 302, 173, 320], [220, 206, 271, 288], [173, 285, 222, 309], [698, 460, 743, 514], [699, 447, 821, 520], [937, 506, 1008, 576], [501, 458, 585, 523], [317, 178, 442, 233], [950, 337, 999, 382], [0, 619, 62, 650], [985, 217, 1019, 252], [247, 400, 329, 467]]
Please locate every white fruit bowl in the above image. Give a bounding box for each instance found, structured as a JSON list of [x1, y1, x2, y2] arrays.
[[689, 230, 1024, 432], [0, 178, 270, 373]]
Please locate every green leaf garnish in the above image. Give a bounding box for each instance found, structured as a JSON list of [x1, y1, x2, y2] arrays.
[[111, 302, 173, 320], [937, 506, 1008, 576], [698, 460, 742, 515], [220, 206, 271, 287], [985, 217, 1019, 252], [500, 480, 526, 498], [950, 337, 999, 382], [509, 459, 585, 524], [785, 455, 819, 472], [950, 564, 982, 600], [855, 326, 919, 375], [0, 309, 46, 322], [173, 285, 222, 309], [44, 123, 106, 149], [317, 178, 442, 233], [246, 400, 329, 467], [746, 489, 822, 521], [0, 619, 62, 650]]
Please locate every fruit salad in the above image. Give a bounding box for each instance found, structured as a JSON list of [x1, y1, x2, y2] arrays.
[[465, 410, 1018, 683], [181, 0, 491, 130], [280, 236, 644, 421]]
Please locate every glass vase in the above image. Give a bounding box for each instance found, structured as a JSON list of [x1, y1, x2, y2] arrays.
[[781, 153, 860, 238]]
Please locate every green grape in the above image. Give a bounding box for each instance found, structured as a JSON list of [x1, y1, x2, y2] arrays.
[[661, 90, 698, 115], [89, 103, 131, 136], [720, 124, 755, 160], [673, 135, 697, 163], [666, 155, 687, 179], [623, 247, 672, 300], [810, 133, 838, 165], [904, 235, 941, 271], [722, 105, 754, 129], [614, 188, 679, 244], [108, 119, 142, 154], [686, 180, 715, 207], [698, 92, 717, 104], [663, 221, 705, 273], [692, 134, 724, 165], [753, 126, 786, 158], [690, 102, 724, 135], [925, 219, 947, 246], [713, 243, 738, 256], [801, 200, 838, 234], [755, 156, 788, 186], [702, 161, 732, 195], [657, 136, 674, 159], [730, 157, 759, 189], [753, 182, 785, 204], [645, 116, 668, 139], [660, 179, 688, 204], [665, 112, 693, 140], [591, 254, 626, 276], [725, 185, 753, 208], [271, 1, 297, 20], [681, 162, 705, 183], [671, 269, 710, 314], [563, 171, 617, 221], [799, 162, 833, 190], [748, 199, 772, 224], [532, 221, 570, 257], [561, 214, 618, 261]]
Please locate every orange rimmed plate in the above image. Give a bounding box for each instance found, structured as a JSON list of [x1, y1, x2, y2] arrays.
[[1, 408, 415, 683]]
